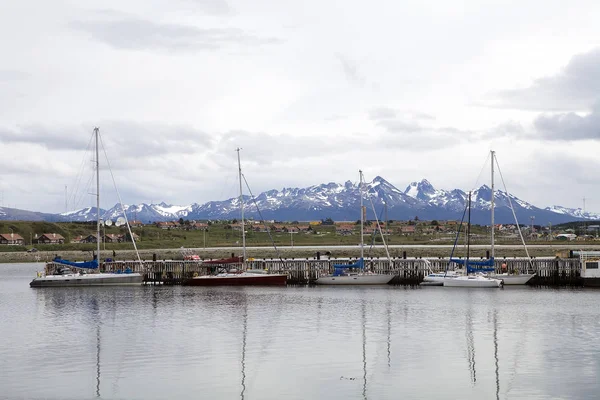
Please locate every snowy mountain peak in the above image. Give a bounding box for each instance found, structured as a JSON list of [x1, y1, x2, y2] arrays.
[[40, 176, 598, 225], [404, 179, 438, 200]]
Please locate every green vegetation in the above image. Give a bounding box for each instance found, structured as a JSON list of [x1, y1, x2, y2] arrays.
[[0, 219, 594, 254]]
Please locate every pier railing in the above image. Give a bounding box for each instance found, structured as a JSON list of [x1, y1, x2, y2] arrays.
[[98, 256, 582, 286]]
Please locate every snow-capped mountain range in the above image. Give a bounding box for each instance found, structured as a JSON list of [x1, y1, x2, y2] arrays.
[[1, 177, 598, 224]]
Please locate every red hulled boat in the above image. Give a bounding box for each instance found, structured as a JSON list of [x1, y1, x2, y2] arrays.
[[183, 270, 287, 286]]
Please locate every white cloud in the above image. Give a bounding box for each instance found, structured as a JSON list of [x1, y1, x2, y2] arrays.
[[1, 0, 600, 214]]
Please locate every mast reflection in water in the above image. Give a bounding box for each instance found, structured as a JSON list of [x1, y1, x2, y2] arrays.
[[2, 263, 600, 400]]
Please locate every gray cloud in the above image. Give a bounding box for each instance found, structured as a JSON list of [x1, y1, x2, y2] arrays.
[[369, 108, 471, 149], [182, 0, 231, 15], [212, 129, 364, 168], [336, 54, 366, 86], [0, 70, 29, 82], [368, 107, 398, 120], [70, 16, 280, 51], [489, 47, 600, 111], [0, 125, 91, 151], [369, 107, 436, 122], [534, 108, 600, 141], [0, 122, 214, 160], [482, 120, 526, 139]]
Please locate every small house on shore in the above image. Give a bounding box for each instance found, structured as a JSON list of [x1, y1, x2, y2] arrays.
[[34, 233, 65, 244], [0, 233, 25, 245]]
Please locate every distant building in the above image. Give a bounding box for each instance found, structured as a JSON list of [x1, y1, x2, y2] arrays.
[[0, 233, 25, 245], [104, 233, 121, 243], [34, 233, 65, 244], [556, 233, 577, 241]]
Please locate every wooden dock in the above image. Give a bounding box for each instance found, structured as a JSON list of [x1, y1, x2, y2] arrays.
[[100, 256, 584, 286]]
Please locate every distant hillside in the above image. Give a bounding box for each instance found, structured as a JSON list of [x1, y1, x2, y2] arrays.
[[1, 177, 598, 225]]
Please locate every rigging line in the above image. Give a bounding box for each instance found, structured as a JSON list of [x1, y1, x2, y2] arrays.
[[447, 199, 469, 274], [99, 133, 145, 270], [470, 151, 492, 192], [241, 173, 284, 261], [73, 173, 95, 212], [365, 204, 385, 257], [363, 172, 391, 262], [494, 156, 534, 270], [69, 132, 95, 211]]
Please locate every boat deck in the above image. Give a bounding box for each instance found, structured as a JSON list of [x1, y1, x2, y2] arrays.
[[52, 256, 585, 286]]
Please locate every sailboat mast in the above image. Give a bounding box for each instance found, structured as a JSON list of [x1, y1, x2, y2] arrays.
[[490, 150, 495, 259], [236, 148, 246, 267], [95, 127, 100, 264], [359, 170, 364, 260], [466, 191, 471, 271]]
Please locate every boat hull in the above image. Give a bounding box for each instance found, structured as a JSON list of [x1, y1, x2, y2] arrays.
[[489, 273, 535, 285], [183, 273, 287, 286], [315, 274, 393, 285], [423, 272, 463, 283], [443, 276, 502, 288], [30, 273, 144, 287]]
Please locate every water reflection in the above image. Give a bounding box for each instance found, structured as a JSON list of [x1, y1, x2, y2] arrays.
[[240, 300, 247, 400], [493, 310, 499, 400], [3, 274, 599, 400], [96, 325, 101, 398], [361, 301, 367, 400], [465, 308, 476, 384]]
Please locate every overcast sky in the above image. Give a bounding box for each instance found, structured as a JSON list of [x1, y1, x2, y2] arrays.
[[1, 0, 600, 214]]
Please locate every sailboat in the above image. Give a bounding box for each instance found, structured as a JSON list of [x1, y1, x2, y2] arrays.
[[30, 128, 144, 287], [183, 148, 287, 286], [443, 191, 503, 288], [315, 170, 394, 285], [421, 259, 464, 285], [484, 150, 535, 285]]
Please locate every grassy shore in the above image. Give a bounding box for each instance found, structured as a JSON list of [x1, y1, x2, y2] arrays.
[[1, 243, 588, 264], [1, 220, 595, 263]]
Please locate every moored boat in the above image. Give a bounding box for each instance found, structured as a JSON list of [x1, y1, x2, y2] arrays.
[[29, 128, 144, 288], [315, 170, 393, 286], [30, 263, 143, 287], [183, 148, 287, 287], [315, 273, 393, 285], [443, 274, 503, 288], [183, 271, 287, 286], [487, 272, 535, 285]]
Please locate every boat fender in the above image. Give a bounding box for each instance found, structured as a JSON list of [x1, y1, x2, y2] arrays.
[[193, 272, 199, 277]]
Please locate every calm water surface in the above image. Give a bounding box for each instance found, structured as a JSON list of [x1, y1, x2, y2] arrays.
[[1, 263, 600, 400]]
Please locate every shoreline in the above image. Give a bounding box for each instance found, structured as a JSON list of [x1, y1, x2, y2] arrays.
[[0, 243, 592, 264]]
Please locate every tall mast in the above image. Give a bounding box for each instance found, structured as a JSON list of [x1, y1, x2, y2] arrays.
[[95, 127, 100, 264], [236, 148, 246, 267], [359, 170, 364, 260], [490, 150, 495, 259], [466, 191, 472, 271]]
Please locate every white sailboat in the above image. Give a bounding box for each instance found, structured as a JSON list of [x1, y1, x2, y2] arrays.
[[30, 128, 144, 287], [444, 191, 503, 288], [315, 170, 394, 285], [484, 150, 535, 285]]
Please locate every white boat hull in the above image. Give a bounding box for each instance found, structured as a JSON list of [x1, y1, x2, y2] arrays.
[[30, 273, 144, 287], [489, 273, 535, 285], [443, 275, 502, 288], [423, 271, 463, 283], [315, 274, 393, 285]]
